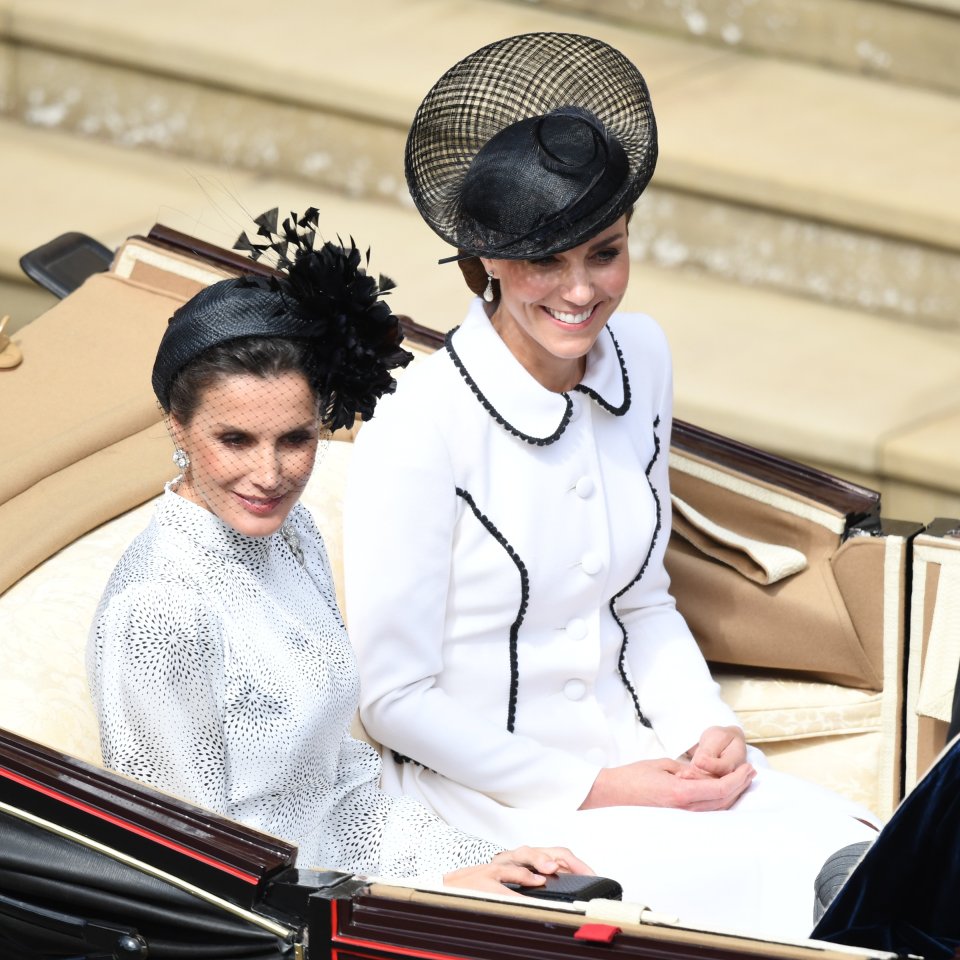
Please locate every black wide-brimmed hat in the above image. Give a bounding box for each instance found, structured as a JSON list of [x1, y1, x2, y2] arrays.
[[405, 32, 658, 261]]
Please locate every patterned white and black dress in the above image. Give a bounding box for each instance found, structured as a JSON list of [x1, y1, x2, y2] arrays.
[[88, 490, 500, 877]]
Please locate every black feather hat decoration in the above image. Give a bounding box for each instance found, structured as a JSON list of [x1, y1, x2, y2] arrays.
[[233, 207, 413, 430]]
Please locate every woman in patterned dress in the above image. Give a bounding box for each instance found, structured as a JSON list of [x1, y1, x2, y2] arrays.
[[88, 209, 588, 893]]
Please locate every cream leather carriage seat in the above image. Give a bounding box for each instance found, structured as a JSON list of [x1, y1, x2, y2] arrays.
[[0, 235, 897, 818], [0, 427, 890, 813]]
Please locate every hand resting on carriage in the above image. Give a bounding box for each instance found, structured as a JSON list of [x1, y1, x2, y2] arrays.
[[444, 845, 593, 895]]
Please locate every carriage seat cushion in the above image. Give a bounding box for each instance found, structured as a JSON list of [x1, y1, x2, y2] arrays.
[[0, 497, 154, 767], [0, 439, 353, 768], [715, 670, 885, 812], [0, 438, 879, 810]]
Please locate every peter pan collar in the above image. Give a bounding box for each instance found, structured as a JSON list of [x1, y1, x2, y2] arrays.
[[445, 298, 631, 446]]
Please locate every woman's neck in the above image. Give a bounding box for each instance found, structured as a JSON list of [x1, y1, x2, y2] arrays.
[[489, 306, 586, 393]]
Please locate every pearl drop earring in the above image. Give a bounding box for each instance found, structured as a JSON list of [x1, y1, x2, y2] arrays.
[[483, 273, 496, 303]]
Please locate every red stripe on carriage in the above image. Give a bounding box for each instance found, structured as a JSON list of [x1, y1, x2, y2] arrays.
[[0, 766, 260, 885]]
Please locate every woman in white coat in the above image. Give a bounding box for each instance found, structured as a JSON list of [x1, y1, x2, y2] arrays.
[[343, 33, 878, 938]]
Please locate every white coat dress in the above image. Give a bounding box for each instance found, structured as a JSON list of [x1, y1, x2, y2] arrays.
[[344, 299, 878, 939]]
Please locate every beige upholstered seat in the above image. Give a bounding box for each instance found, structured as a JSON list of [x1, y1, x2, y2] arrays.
[[0, 431, 895, 814], [0, 230, 915, 819], [716, 672, 885, 811]]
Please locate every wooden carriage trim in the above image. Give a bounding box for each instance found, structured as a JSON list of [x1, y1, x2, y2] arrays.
[[0, 729, 296, 899], [671, 421, 879, 528], [0, 765, 259, 885], [0, 796, 295, 939], [328, 886, 888, 960]]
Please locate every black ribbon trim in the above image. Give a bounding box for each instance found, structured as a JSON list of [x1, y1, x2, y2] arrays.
[[445, 328, 573, 446], [573, 325, 631, 416], [609, 415, 662, 728], [456, 487, 529, 733]]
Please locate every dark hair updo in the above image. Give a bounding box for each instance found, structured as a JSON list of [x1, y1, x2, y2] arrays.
[[165, 336, 316, 426]]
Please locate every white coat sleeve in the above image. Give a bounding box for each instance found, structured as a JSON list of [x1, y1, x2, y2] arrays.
[[617, 332, 741, 758], [344, 392, 601, 811]]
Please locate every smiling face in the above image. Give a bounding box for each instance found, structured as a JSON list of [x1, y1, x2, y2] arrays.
[[171, 371, 320, 538], [481, 217, 630, 392]]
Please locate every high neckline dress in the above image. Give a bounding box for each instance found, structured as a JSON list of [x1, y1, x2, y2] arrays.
[[89, 490, 500, 879]]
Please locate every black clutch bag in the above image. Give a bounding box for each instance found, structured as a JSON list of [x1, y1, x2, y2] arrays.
[[504, 874, 623, 902]]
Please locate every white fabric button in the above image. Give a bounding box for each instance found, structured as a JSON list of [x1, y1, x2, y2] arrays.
[[580, 552, 603, 576], [574, 476, 595, 499], [563, 679, 587, 701], [565, 617, 588, 641], [586, 748, 607, 766]]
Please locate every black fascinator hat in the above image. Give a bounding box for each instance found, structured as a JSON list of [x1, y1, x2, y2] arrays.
[[405, 32, 658, 261], [152, 208, 412, 430]]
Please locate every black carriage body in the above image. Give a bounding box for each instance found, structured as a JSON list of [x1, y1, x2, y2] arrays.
[[0, 728, 899, 960]]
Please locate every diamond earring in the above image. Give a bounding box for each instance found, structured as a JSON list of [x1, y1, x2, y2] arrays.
[[172, 448, 190, 471], [483, 273, 496, 303]]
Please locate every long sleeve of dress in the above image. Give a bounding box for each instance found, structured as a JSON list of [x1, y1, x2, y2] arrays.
[[319, 732, 502, 877], [90, 579, 229, 812], [88, 495, 501, 881], [345, 395, 601, 812]]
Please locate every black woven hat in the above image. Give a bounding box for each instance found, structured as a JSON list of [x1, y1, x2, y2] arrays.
[[151, 278, 300, 410], [152, 208, 411, 430], [405, 32, 658, 261]]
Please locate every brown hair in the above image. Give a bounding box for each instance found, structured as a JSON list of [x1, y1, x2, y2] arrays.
[[454, 205, 635, 302], [457, 255, 499, 301], [167, 336, 315, 425]]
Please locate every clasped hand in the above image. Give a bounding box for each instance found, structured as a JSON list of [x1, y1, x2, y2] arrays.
[[443, 728, 751, 891], [444, 845, 593, 895], [580, 725, 755, 811]]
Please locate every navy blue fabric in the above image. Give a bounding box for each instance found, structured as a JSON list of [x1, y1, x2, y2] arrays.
[[812, 736, 960, 959]]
